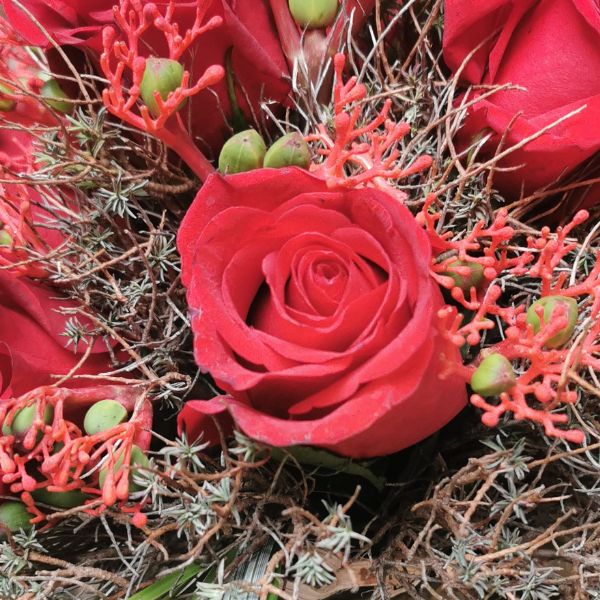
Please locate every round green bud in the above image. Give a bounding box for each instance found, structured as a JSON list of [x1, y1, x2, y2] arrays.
[[40, 79, 72, 113], [0, 501, 32, 536], [0, 83, 15, 112], [288, 0, 338, 28], [443, 259, 485, 291], [218, 129, 267, 174], [0, 229, 12, 246], [2, 403, 53, 439], [471, 353, 516, 397], [526, 296, 578, 349], [140, 57, 185, 117], [83, 400, 128, 436], [99, 444, 150, 494], [264, 132, 311, 169]]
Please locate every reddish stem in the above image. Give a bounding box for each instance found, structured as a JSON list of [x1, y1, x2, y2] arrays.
[[160, 120, 216, 181]]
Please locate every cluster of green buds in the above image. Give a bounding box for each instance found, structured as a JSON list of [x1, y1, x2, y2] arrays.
[[218, 130, 311, 174], [288, 0, 339, 29]]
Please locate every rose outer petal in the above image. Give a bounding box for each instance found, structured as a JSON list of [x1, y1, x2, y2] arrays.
[[178, 326, 465, 459]]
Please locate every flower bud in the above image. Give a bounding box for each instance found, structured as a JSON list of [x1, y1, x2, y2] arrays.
[[140, 57, 185, 117], [32, 488, 87, 509], [0, 84, 15, 112], [218, 129, 266, 174], [0, 501, 32, 536], [0, 229, 12, 246], [264, 132, 311, 169], [289, 0, 338, 29], [99, 444, 150, 494], [2, 403, 53, 439], [443, 259, 484, 291], [83, 400, 128, 435], [526, 296, 578, 348], [471, 353, 516, 397], [41, 79, 72, 113]]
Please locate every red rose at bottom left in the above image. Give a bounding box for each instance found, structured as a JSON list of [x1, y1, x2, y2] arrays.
[[177, 168, 467, 458], [0, 272, 111, 398]]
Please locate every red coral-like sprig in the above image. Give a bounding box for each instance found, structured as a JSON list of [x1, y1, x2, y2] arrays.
[[308, 53, 432, 199], [0, 385, 152, 524], [427, 198, 599, 442], [0, 183, 52, 277], [100, 0, 225, 180]]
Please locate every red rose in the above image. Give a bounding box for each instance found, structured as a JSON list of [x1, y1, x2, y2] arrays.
[[3, 0, 289, 152], [0, 272, 111, 397], [176, 169, 466, 458], [443, 0, 600, 199]]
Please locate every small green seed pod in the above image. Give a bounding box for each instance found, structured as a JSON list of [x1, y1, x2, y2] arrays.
[[140, 57, 185, 117], [40, 79, 72, 113], [264, 132, 311, 169], [32, 489, 87, 510], [471, 354, 516, 397], [0, 83, 15, 112], [218, 129, 267, 174], [2, 403, 53, 438], [443, 259, 485, 291], [0, 501, 32, 536], [83, 400, 128, 435], [99, 444, 150, 494], [526, 296, 578, 348], [0, 229, 12, 246], [288, 0, 338, 29]]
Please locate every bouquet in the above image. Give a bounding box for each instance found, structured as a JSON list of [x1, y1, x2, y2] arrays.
[[1, 1, 599, 598]]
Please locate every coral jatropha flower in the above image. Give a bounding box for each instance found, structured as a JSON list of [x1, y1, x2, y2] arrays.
[[0, 271, 154, 524], [0, 384, 152, 525], [4, 0, 292, 179], [425, 198, 600, 443], [4, 0, 378, 181]]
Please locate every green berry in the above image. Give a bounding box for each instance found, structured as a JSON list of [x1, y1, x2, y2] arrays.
[[2, 403, 53, 439], [0, 229, 12, 246], [0, 501, 32, 536], [288, 0, 338, 28], [140, 57, 185, 117], [99, 445, 150, 494], [0, 83, 15, 112], [83, 400, 128, 435], [444, 259, 485, 291], [40, 79, 71, 113], [471, 354, 516, 397], [526, 296, 578, 348], [218, 129, 266, 174], [31, 489, 87, 509], [264, 133, 311, 169]]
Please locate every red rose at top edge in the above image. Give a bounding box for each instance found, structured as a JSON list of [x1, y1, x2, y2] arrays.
[[3, 0, 289, 153], [176, 168, 467, 458], [443, 0, 600, 201], [0, 272, 111, 398]]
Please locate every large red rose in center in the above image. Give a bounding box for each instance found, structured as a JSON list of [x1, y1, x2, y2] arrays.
[[177, 169, 466, 458]]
